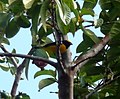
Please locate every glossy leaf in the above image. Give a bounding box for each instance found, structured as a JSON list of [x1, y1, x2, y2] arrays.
[[39, 78, 56, 90], [55, 0, 71, 25], [40, 0, 50, 32], [34, 70, 56, 78], [5, 19, 20, 38]]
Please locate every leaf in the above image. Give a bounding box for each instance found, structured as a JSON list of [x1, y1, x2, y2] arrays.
[[99, 0, 112, 10], [83, 29, 100, 43], [34, 70, 56, 78], [0, 65, 9, 71], [110, 20, 120, 39], [40, 0, 50, 32], [0, 35, 10, 45], [16, 14, 31, 28], [5, 19, 20, 38], [55, 0, 71, 25], [10, 66, 16, 75], [56, 8, 69, 34], [33, 49, 49, 58], [81, 8, 94, 16], [25, 59, 30, 80], [38, 25, 53, 39], [82, 0, 98, 9], [8, 0, 24, 14], [23, 0, 35, 9], [39, 78, 56, 91], [30, 5, 41, 45], [0, 12, 11, 32]]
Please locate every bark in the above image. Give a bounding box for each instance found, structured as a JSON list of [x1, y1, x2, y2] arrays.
[[58, 69, 74, 99]]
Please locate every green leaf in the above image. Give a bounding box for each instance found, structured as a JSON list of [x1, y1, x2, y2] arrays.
[[76, 33, 94, 53], [17, 14, 31, 28], [25, 59, 30, 80], [40, 0, 50, 32], [55, 0, 71, 25], [110, 20, 120, 39], [39, 78, 56, 91], [99, 0, 112, 10], [30, 5, 41, 45], [56, 8, 69, 34], [82, 0, 98, 9], [34, 70, 56, 78], [5, 19, 20, 38], [33, 49, 49, 58], [0, 35, 10, 45], [10, 66, 16, 75], [0, 65, 9, 71], [81, 8, 94, 16], [83, 29, 100, 43], [8, 0, 24, 14], [0, 12, 11, 32], [38, 25, 53, 39]]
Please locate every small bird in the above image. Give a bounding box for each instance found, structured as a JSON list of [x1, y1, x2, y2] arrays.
[[43, 40, 72, 54]]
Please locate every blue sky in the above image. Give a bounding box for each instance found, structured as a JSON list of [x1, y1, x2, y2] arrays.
[[0, 1, 102, 99]]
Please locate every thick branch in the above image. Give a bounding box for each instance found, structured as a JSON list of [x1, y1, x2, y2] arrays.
[[85, 75, 120, 99], [73, 34, 110, 73]]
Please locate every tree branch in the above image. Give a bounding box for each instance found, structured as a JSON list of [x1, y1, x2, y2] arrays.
[[0, 44, 18, 68], [9, 48, 57, 98], [0, 52, 57, 67], [73, 34, 110, 73], [85, 75, 120, 99]]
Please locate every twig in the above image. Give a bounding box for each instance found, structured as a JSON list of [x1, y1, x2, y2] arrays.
[[0, 44, 18, 68], [85, 75, 120, 99], [73, 34, 110, 73]]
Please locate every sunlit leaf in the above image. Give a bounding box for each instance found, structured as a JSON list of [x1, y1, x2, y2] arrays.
[[39, 78, 56, 90], [55, 0, 71, 25], [0, 65, 9, 71], [40, 0, 50, 32], [23, 0, 35, 9], [34, 70, 56, 78]]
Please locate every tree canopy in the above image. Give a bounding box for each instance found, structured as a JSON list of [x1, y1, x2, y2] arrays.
[[0, 0, 120, 99]]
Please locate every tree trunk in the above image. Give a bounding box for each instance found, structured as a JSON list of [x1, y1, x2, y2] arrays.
[[58, 69, 74, 99]]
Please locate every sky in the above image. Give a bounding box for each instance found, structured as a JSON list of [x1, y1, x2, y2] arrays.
[[0, 0, 102, 99]]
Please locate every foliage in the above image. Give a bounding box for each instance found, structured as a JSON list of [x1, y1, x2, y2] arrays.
[[0, 0, 120, 99]]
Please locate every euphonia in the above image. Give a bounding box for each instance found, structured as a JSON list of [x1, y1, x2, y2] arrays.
[[43, 40, 72, 54]]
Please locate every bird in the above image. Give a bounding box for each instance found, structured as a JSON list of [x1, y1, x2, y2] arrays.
[[43, 40, 72, 54]]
